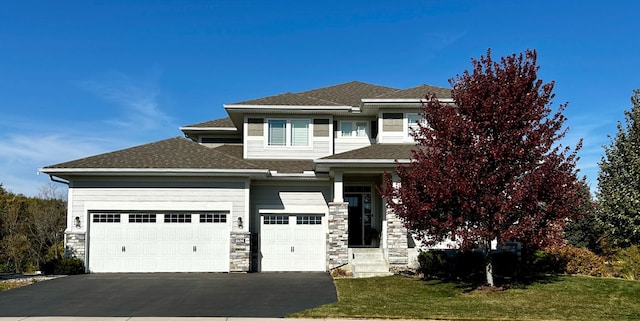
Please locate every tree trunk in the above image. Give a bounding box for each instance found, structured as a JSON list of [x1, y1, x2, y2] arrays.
[[484, 237, 494, 287]]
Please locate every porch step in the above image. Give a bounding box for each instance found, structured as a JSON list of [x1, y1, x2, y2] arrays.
[[350, 248, 392, 278]]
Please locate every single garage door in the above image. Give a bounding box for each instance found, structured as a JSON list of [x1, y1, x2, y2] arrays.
[[89, 211, 230, 273], [260, 214, 326, 271]]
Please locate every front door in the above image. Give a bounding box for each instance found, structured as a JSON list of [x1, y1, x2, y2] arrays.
[[345, 190, 373, 247]]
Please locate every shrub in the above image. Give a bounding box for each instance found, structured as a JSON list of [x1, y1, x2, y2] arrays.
[[492, 250, 520, 278], [612, 245, 640, 280], [42, 257, 85, 275], [417, 250, 449, 279], [538, 245, 607, 277]]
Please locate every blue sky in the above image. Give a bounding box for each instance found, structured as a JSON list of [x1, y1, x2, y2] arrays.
[[1, 0, 638, 196]]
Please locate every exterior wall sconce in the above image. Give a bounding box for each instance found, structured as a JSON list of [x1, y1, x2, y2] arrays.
[[237, 217, 243, 229], [74, 216, 81, 228]]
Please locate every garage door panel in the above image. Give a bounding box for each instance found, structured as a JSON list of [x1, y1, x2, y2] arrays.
[[260, 214, 325, 272], [89, 211, 230, 273]]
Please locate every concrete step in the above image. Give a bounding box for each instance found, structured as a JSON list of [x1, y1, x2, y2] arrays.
[[350, 248, 390, 278], [353, 271, 394, 278]]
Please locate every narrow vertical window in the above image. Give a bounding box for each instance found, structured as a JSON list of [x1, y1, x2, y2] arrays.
[[290, 119, 309, 146], [268, 119, 286, 146], [341, 122, 353, 137]]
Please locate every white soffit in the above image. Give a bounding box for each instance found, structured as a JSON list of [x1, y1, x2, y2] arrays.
[[258, 191, 328, 215]]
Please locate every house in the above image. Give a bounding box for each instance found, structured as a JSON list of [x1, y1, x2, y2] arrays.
[[40, 81, 453, 276]]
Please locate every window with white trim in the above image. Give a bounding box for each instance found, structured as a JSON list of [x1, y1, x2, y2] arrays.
[[340, 121, 368, 137], [407, 113, 425, 137], [267, 119, 310, 146]]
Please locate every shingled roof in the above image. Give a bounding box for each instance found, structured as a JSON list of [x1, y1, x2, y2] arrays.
[[183, 117, 236, 128], [320, 144, 415, 160], [212, 145, 314, 173], [233, 81, 403, 107], [299, 81, 399, 106], [43, 137, 259, 170], [376, 84, 452, 99]]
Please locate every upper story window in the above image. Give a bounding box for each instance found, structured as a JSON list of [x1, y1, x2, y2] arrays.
[[267, 119, 310, 147], [407, 113, 425, 137], [340, 121, 368, 137]]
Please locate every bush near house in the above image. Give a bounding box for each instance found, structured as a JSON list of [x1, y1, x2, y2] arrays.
[[41, 257, 85, 275], [418, 249, 521, 284], [535, 245, 608, 277]]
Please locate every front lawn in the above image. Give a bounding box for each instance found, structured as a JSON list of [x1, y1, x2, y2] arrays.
[[291, 275, 640, 321]]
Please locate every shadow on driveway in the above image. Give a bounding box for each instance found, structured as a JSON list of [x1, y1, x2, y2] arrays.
[[0, 272, 337, 317]]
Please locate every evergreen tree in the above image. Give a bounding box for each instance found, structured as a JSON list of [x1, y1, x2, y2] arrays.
[[597, 89, 640, 247]]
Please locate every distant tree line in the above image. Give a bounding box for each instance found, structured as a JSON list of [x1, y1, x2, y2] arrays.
[[0, 183, 66, 273]]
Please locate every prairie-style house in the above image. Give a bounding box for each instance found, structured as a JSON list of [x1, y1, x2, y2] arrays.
[[40, 81, 452, 277]]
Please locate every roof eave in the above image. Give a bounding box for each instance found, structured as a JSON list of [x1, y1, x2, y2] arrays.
[[39, 168, 270, 179]]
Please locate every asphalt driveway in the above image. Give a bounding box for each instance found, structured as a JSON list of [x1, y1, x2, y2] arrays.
[[0, 272, 337, 317]]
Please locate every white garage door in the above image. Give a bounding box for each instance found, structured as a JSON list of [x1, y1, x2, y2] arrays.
[[260, 214, 326, 271], [89, 212, 230, 273]]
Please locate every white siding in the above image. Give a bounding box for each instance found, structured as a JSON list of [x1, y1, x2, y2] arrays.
[[334, 138, 372, 154], [246, 138, 331, 159], [250, 181, 331, 231], [68, 178, 249, 235]]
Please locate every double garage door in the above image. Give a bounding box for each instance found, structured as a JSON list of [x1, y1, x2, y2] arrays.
[[88, 211, 230, 273], [260, 214, 326, 271]]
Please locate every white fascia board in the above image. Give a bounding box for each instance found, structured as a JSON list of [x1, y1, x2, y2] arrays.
[[266, 171, 328, 180], [38, 168, 270, 177], [179, 126, 238, 132], [361, 98, 455, 104], [314, 159, 411, 165], [224, 104, 352, 112]]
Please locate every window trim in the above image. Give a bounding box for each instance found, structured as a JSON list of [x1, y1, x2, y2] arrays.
[[266, 118, 311, 147], [406, 113, 426, 138], [339, 120, 369, 138]]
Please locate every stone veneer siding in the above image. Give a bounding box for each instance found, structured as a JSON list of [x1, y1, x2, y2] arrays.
[[386, 207, 408, 265], [65, 232, 86, 260], [327, 202, 349, 269], [230, 231, 251, 272]]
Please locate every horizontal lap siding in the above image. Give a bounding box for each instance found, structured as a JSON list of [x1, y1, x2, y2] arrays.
[[250, 182, 331, 231], [70, 179, 247, 232], [334, 138, 372, 154], [246, 138, 331, 159]]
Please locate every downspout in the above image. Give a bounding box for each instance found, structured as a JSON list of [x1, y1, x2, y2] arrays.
[[48, 175, 69, 185]]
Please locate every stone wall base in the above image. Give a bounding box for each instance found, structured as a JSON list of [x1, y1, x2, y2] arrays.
[[230, 231, 251, 272]]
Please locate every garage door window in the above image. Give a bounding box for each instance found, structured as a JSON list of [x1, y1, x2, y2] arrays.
[[164, 213, 192, 223], [263, 215, 289, 224], [93, 214, 121, 223], [129, 214, 156, 223], [296, 215, 322, 225], [200, 212, 227, 223]]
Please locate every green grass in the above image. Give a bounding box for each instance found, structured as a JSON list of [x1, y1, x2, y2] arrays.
[[291, 275, 640, 321]]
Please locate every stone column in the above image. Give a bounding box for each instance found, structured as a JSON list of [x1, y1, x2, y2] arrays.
[[386, 207, 408, 265], [327, 202, 349, 269], [65, 232, 86, 261], [230, 231, 251, 272]]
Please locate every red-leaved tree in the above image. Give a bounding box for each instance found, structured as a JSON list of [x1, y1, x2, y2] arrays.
[[381, 49, 587, 286]]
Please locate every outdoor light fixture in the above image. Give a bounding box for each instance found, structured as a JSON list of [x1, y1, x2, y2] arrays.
[[237, 217, 243, 229], [74, 216, 81, 228]]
